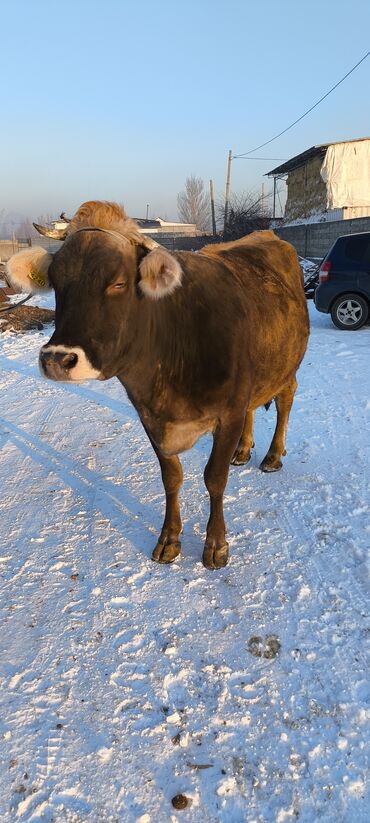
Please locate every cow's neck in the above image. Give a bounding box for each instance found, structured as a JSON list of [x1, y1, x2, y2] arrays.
[[117, 295, 191, 411], [116, 277, 233, 420]]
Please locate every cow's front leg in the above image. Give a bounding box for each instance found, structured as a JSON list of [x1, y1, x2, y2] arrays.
[[152, 451, 183, 564], [203, 418, 244, 570]]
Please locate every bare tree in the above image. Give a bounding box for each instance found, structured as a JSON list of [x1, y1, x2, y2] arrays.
[[18, 217, 35, 240], [218, 190, 272, 241], [177, 176, 210, 232], [0, 213, 35, 240]]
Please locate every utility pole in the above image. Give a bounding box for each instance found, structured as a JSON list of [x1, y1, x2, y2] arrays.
[[209, 179, 216, 236], [146, 204, 149, 220], [224, 149, 232, 237], [273, 178, 277, 220]]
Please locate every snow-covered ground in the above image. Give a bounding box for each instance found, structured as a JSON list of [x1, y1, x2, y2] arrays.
[[0, 302, 369, 822]]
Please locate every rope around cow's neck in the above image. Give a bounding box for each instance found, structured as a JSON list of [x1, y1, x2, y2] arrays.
[[1, 225, 158, 317], [0, 294, 33, 314]]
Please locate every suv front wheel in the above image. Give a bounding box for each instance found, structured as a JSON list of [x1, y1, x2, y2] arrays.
[[331, 293, 369, 330]]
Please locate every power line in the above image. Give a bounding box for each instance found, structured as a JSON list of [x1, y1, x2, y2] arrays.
[[234, 157, 287, 161], [234, 50, 370, 158]]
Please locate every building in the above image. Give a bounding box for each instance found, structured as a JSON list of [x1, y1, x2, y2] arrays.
[[51, 216, 200, 237], [267, 138, 370, 224], [135, 217, 200, 236]]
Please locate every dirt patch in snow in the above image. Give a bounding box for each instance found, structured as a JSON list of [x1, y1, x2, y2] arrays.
[[0, 305, 54, 333]]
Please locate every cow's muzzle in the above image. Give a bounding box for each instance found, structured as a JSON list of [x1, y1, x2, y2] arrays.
[[39, 344, 102, 382]]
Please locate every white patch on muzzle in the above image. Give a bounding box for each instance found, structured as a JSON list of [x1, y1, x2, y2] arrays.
[[40, 344, 102, 381]]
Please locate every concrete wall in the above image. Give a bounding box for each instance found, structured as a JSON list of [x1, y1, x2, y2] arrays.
[[275, 215, 370, 259], [7, 222, 370, 263], [0, 235, 213, 259], [152, 234, 219, 251], [28, 234, 216, 253]]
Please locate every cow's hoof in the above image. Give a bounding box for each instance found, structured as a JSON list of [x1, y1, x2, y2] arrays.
[[152, 541, 181, 564], [260, 454, 283, 472], [231, 447, 251, 465], [202, 543, 229, 570]]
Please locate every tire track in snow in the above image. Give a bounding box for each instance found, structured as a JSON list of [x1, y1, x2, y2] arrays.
[[0, 415, 156, 557]]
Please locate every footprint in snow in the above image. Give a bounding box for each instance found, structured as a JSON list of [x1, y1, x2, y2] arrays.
[[113, 628, 145, 652], [247, 635, 281, 659], [228, 671, 266, 703]]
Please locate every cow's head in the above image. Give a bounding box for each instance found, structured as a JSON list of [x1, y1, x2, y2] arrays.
[[6, 201, 182, 382]]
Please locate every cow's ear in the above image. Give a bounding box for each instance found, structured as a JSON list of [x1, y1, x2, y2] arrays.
[[6, 247, 53, 293], [139, 248, 182, 299]]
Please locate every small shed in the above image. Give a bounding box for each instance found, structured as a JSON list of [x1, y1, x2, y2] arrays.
[[267, 137, 370, 223]]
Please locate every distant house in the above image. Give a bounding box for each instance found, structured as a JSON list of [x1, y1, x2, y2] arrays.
[[136, 217, 200, 236], [51, 216, 200, 237], [52, 218, 69, 231], [267, 138, 370, 224]]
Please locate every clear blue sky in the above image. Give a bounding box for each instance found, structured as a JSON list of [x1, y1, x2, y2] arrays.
[[1, 0, 370, 221]]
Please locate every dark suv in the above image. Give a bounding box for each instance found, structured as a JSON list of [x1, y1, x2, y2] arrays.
[[314, 232, 370, 329]]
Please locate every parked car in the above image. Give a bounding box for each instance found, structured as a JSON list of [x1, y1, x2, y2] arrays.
[[314, 232, 370, 329], [299, 256, 320, 299]]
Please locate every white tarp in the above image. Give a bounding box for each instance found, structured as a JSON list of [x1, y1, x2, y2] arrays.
[[320, 140, 370, 208]]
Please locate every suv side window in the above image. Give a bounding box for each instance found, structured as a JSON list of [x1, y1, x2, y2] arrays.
[[342, 235, 370, 270]]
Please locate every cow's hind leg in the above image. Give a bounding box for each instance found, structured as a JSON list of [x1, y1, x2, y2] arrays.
[[203, 418, 244, 569], [152, 452, 183, 563], [260, 378, 297, 472], [231, 409, 255, 465]]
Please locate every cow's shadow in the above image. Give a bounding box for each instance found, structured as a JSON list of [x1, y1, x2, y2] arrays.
[[0, 356, 215, 567], [0, 355, 131, 417], [0, 415, 214, 567], [0, 415, 162, 562]]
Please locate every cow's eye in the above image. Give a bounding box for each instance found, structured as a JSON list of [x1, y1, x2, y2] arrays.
[[106, 281, 126, 295]]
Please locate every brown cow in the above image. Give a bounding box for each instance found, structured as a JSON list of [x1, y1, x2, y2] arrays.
[[7, 201, 309, 569]]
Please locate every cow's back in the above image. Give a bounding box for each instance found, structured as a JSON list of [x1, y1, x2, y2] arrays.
[[200, 231, 304, 294], [195, 231, 309, 408]]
